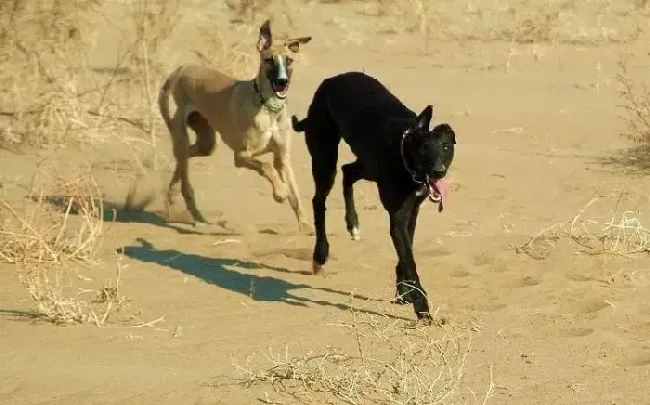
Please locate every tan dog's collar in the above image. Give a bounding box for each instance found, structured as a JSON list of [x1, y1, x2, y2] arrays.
[[253, 79, 286, 113]]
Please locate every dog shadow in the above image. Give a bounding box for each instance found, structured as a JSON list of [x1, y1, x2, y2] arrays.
[[119, 237, 398, 317], [35, 194, 240, 237]]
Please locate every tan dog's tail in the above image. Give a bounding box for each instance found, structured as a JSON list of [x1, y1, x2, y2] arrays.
[[157, 66, 182, 131], [291, 115, 307, 132]]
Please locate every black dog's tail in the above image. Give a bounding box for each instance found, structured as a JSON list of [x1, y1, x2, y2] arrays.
[[291, 115, 307, 133]]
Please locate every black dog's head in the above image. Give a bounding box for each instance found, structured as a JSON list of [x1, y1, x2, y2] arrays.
[[401, 105, 456, 208]]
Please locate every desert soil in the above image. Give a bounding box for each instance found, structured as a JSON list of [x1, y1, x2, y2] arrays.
[[2, 1, 650, 404]]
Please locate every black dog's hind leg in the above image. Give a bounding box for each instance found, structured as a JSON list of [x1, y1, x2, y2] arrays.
[[341, 159, 366, 241], [307, 135, 340, 275], [394, 202, 422, 304]]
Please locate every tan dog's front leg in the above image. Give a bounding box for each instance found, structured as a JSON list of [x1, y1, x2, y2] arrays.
[[273, 150, 311, 232], [234, 151, 287, 202]]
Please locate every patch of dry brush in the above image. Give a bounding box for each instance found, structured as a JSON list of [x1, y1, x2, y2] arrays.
[[0, 164, 153, 327], [0, 164, 107, 265], [221, 310, 496, 404], [516, 189, 650, 259], [0, 0, 182, 149], [18, 252, 130, 326], [616, 54, 650, 145]]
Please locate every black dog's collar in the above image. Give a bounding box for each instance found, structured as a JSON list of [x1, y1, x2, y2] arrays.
[[400, 129, 425, 185]]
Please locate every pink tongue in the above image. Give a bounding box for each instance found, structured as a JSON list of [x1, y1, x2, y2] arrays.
[[430, 179, 448, 212]]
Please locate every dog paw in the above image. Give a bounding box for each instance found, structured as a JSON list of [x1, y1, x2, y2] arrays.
[[299, 221, 314, 235], [394, 285, 414, 304], [349, 226, 361, 241], [272, 187, 288, 203], [312, 261, 325, 275], [416, 314, 433, 327]]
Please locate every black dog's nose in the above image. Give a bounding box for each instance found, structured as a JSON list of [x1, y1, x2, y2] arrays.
[[276, 79, 288, 86], [433, 164, 446, 176]]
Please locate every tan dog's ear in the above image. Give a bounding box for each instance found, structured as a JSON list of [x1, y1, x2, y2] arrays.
[[257, 19, 272, 52], [286, 36, 312, 53]]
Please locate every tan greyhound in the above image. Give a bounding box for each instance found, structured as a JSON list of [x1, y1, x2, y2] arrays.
[[157, 19, 312, 231]]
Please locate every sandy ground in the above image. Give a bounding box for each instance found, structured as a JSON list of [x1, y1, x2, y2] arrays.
[[2, 1, 650, 404]]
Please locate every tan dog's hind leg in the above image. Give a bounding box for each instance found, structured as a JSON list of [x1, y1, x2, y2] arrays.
[[273, 151, 311, 232], [187, 111, 218, 158], [167, 108, 209, 225], [234, 151, 287, 203], [166, 110, 185, 211]]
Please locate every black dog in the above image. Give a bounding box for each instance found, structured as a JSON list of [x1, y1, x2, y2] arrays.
[[291, 71, 456, 323]]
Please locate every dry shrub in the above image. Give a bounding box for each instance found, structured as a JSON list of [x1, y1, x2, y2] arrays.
[[0, 0, 113, 147], [17, 253, 129, 326], [128, 0, 181, 70], [615, 54, 650, 145], [226, 0, 274, 22], [0, 163, 162, 328], [0, 0, 182, 151], [224, 0, 301, 26], [516, 189, 650, 259], [221, 310, 496, 404], [633, 0, 650, 13], [193, 25, 259, 78], [0, 164, 107, 265], [109, 0, 182, 169], [366, 0, 645, 47]]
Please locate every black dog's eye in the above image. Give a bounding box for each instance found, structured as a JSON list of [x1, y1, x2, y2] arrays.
[[286, 57, 293, 66], [264, 58, 274, 66]]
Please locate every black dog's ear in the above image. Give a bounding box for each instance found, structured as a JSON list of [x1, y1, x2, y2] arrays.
[[415, 105, 433, 131], [257, 19, 272, 52], [436, 123, 456, 144]]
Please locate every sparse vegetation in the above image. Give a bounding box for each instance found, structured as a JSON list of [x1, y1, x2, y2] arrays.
[[222, 309, 497, 405], [17, 252, 129, 326], [516, 189, 650, 259], [0, 164, 107, 265], [616, 54, 650, 145]]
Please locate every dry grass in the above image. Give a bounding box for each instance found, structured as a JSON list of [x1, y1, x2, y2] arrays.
[[0, 162, 128, 327], [0, 0, 111, 147], [17, 252, 129, 326], [192, 24, 259, 79], [0, 164, 108, 265], [615, 53, 650, 145], [0, 0, 182, 153], [219, 309, 497, 405], [0, 0, 647, 149], [515, 189, 650, 259], [226, 0, 274, 22], [0, 164, 165, 328], [348, 0, 648, 52]]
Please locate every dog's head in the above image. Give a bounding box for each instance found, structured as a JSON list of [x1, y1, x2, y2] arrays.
[[401, 105, 456, 206], [256, 19, 312, 100]]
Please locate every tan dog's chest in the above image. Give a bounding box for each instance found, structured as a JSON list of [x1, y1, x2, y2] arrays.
[[240, 108, 287, 154]]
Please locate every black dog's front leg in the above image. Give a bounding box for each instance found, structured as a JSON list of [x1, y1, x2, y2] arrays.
[[394, 203, 422, 304], [389, 208, 431, 321]]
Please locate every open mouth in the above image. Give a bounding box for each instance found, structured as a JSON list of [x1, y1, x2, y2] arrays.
[[271, 80, 288, 98], [427, 177, 448, 212]]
